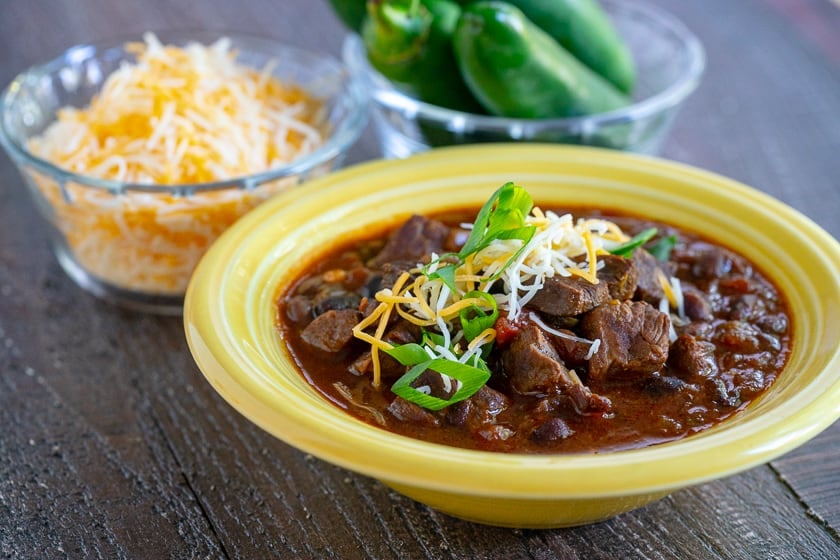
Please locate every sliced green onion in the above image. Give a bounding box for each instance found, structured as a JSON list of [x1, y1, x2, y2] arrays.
[[459, 182, 532, 258], [422, 330, 446, 348], [648, 234, 677, 261], [425, 262, 457, 291], [609, 227, 658, 257], [383, 343, 430, 366], [391, 357, 491, 411], [459, 290, 498, 342]]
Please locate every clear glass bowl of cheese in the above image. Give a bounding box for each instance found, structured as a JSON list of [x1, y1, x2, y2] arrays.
[[0, 31, 368, 314]]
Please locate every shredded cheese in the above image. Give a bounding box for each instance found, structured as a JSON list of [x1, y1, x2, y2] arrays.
[[27, 33, 326, 294], [354, 209, 641, 385]]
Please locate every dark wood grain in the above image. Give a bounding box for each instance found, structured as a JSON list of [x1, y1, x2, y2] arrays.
[[1, 0, 839, 558]]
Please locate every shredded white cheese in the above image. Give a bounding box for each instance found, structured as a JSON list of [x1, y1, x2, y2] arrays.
[[355, 208, 647, 385]]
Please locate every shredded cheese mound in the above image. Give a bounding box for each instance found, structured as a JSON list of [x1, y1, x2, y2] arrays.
[[27, 32, 326, 294], [356, 209, 646, 386]]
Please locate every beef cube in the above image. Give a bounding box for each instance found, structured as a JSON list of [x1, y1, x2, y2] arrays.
[[674, 242, 751, 280], [682, 285, 713, 321], [378, 260, 417, 290], [502, 324, 575, 395], [446, 385, 510, 431], [300, 309, 361, 353], [728, 294, 766, 321], [530, 418, 575, 444], [527, 274, 609, 317], [714, 320, 778, 354], [581, 300, 670, 381], [547, 329, 591, 369], [502, 325, 606, 413], [632, 249, 666, 303], [598, 254, 638, 301], [691, 246, 732, 279], [369, 215, 451, 268], [668, 333, 718, 378], [387, 398, 440, 427]]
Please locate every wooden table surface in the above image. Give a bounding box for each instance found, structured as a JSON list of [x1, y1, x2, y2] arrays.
[[1, 0, 839, 558]]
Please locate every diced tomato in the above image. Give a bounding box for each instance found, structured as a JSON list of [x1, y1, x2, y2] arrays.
[[493, 316, 521, 346]]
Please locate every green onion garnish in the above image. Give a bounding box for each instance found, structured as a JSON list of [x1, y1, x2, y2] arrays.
[[609, 227, 658, 257], [389, 357, 491, 411], [648, 234, 677, 261], [459, 290, 498, 343], [424, 182, 535, 291]]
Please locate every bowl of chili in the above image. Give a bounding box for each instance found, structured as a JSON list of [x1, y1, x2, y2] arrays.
[[184, 144, 840, 528]]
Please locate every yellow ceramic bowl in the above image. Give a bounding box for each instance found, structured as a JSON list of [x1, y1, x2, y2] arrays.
[[184, 144, 840, 528]]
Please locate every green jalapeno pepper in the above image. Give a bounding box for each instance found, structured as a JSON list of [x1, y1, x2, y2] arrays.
[[453, 0, 635, 93], [453, 1, 629, 119], [327, 0, 368, 33], [501, 0, 635, 93], [362, 0, 484, 113]]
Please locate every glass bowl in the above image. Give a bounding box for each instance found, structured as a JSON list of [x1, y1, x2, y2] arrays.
[[343, 0, 704, 158], [184, 144, 840, 528], [0, 31, 368, 314]]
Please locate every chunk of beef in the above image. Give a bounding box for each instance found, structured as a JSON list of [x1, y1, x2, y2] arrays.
[[546, 329, 591, 369], [378, 260, 417, 290], [502, 325, 572, 395], [501, 325, 606, 413], [387, 398, 440, 427], [530, 418, 574, 445], [713, 320, 762, 353], [668, 333, 718, 378], [446, 385, 510, 431], [369, 215, 450, 268], [300, 309, 362, 353], [598, 254, 638, 301], [632, 249, 665, 303], [527, 274, 609, 317], [728, 294, 766, 321], [581, 301, 670, 381], [348, 319, 421, 378], [682, 285, 713, 321], [673, 242, 750, 281]]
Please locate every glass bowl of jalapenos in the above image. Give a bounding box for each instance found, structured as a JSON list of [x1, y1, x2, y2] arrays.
[[340, 0, 704, 157]]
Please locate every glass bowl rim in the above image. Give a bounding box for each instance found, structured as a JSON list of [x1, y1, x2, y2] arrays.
[[0, 30, 370, 195], [342, 0, 705, 133]]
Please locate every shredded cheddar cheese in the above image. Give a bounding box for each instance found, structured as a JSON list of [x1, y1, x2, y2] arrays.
[[27, 33, 326, 294], [350, 185, 688, 408], [355, 209, 636, 385]]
